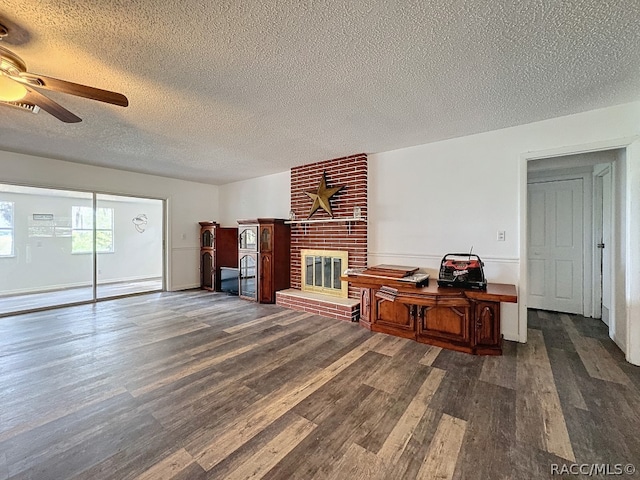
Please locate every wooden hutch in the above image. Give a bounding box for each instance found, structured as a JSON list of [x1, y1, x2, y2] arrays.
[[199, 222, 238, 292], [344, 268, 517, 355], [237, 218, 290, 303]]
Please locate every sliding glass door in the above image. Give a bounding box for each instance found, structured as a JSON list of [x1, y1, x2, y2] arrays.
[[0, 185, 94, 314], [96, 194, 163, 299], [0, 184, 164, 315]]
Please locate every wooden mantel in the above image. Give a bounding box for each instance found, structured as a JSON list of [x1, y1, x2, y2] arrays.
[[343, 272, 517, 355]]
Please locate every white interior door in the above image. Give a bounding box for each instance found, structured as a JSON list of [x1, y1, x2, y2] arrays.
[[528, 179, 584, 314]]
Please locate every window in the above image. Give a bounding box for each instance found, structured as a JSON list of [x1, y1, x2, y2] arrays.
[[0, 201, 14, 256], [72, 206, 114, 253]]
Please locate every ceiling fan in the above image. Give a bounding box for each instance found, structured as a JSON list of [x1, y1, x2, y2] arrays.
[[0, 22, 128, 123]]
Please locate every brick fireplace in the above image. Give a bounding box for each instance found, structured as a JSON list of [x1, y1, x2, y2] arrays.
[[276, 153, 367, 321]]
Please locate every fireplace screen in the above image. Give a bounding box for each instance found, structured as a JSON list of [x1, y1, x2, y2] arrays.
[[301, 249, 348, 298]]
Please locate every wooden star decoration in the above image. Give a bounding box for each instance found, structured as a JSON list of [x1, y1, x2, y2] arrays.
[[304, 172, 344, 218]]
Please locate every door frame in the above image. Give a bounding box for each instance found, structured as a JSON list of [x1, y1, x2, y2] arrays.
[[527, 171, 592, 316], [592, 164, 612, 323], [518, 136, 635, 347]]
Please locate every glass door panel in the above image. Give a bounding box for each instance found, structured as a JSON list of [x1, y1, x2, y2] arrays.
[[239, 254, 257, 300], [0, 184, 93, 314], [96, 194, 163, 299], [239, 227, 257, 250], [202, 229, 214, 248]]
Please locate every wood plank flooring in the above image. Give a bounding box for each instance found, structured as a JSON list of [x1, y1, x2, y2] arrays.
[[1, 292, 639, 479]]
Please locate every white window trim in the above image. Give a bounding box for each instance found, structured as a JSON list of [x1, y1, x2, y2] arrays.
[[0, 200, 15, 258]]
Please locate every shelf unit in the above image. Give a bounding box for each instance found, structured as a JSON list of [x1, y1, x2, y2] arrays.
[[285, 216, 366, 234]]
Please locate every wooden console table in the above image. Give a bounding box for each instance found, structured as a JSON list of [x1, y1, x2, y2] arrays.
[[343, 273, 517, 355]]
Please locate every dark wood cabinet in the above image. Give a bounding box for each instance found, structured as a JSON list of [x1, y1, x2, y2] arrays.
[[416, 296, 471, 348], [199, 222, 238, 292], [345, 274, 517, 355], [473, 301, 501, 354], [237, 219, 290, 303], [201, 250, 214, 290]]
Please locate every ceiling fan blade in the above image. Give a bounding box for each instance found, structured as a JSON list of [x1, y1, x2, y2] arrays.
[[19, 72, 129, 107], [24, 87, 82, 123]]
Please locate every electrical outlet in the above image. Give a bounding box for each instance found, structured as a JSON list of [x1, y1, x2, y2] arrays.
[[497, 230, 506, 241]]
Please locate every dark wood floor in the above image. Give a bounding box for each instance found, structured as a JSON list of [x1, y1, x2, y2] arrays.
[[1, 292, 639, 480]]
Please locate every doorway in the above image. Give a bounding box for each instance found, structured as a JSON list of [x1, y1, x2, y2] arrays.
[[520, 148, 627, 344], [525, 149, 620, 333]]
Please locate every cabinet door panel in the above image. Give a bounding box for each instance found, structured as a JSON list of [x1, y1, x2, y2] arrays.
[[239, 254, 257, 300], [260, 225, 273, 252], [201, 228, 214, 248], [360, 288, 371, 324], [374, 297, 415, 338], [201, 251, 214, 290], [418, 305, 470, 343], [239, 227, 258, 250], [259, 253, 273, 303], [474, 301, 500, 348]]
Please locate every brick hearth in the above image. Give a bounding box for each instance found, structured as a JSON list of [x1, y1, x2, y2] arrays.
[[276, 289, 360, 322]]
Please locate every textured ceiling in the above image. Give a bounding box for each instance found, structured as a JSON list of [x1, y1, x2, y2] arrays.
[[0, 0, 639, 185]]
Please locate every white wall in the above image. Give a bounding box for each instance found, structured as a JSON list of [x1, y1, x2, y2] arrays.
[[97, 196, 163, 284], [369, 101, 640, 346], [0, 150, 219, 291], [625, 141, 640, 365], [218, 171, 291, 226]]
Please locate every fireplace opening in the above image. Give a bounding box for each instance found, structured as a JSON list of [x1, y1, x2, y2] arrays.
[[301, 249, 348, 298]]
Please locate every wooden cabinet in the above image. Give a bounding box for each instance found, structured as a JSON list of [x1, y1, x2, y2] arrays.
[[237, 219, 290, 303], [416, 295, 471, 348], [374, 295, 415, 339], [348, 277, 517, 355], [473, 301, 501, 354], [359, 287, 372, 327], [199, 222, 238, 292]]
